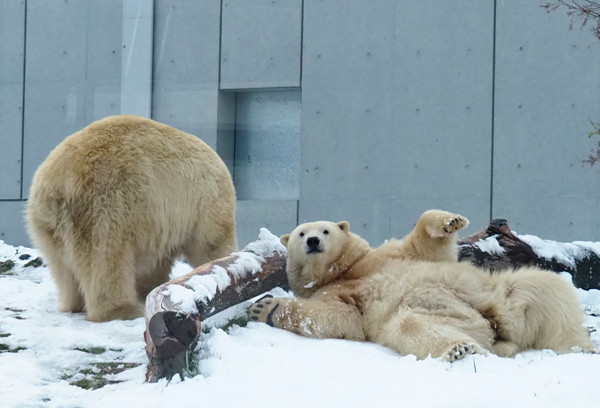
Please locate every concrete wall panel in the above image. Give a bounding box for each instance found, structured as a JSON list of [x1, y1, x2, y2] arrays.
[[220, 0, 302, 89], [494, 0, 600, 241], [0, 83, 24, 199], [236, 200, 298, 248], [0, 201, 29, 246], [152, 0, 222, 144], [22, 0, 124, 198], [234, 90, 301, 200], [121, 0, 154, 117], [301, 0, 494, 244], [0, 1, 25, 199]]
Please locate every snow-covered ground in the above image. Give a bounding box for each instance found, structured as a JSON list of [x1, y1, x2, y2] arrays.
[[1, 236, 600, 408]]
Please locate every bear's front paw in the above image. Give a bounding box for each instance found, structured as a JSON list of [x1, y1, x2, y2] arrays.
[[440, 215, 469, 235], [423, 211, 470, 238], [443, 342, 481, 362], [248, 295, 281, 327]]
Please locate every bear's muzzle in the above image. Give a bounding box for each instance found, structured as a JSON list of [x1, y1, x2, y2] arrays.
[[306, 236, 323, 254]]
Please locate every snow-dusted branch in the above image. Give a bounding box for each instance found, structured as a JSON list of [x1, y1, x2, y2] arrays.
[[541, 0, 600, 40]]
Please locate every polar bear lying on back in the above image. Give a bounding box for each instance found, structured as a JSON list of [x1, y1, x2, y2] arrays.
[[249, 210, 595, 361]]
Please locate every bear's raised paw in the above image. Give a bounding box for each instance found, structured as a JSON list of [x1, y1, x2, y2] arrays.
[[441, 215, 469, 235], [248, 295, 280, 326], [422, 211, 469, 239]]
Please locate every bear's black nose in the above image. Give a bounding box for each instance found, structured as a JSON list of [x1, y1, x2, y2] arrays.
[[306, 236, 321, 252]]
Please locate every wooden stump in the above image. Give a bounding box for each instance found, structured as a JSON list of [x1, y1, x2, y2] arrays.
[[144, 229, 288, 382]]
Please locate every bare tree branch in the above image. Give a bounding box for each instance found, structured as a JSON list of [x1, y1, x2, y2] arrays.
[[541, 1, 600, 40]]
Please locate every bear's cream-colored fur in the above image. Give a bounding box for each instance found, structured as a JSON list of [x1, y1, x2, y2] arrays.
[[27, 115, 237, 322], [280, 209, 468, 298], [249, 210, 594, 361]]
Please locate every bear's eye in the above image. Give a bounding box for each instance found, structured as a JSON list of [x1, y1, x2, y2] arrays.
[[323, 229, 329, 235], [299, 232, 305, 237]]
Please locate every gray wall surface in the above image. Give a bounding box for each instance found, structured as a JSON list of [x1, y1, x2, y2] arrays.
[[301, 0, 495, 241], [1, 0, 599, 249], [220, 0, 302, 89], [0, 1, 25, 201], [493, 1, 600, 239]]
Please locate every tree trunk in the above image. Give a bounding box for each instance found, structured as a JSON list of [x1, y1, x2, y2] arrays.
[[458, 219, 600, 290], [144, 229, 288, 383]]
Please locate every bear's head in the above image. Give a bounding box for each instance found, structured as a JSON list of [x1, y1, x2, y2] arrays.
[[280, 221, 370, 297]]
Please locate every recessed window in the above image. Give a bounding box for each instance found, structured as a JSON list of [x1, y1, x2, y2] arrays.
[[233, 90, 301, 200]]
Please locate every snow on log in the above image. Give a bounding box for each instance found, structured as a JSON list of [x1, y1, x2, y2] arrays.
[[144, 228, 288, 383], [458, 219, 600, 290]]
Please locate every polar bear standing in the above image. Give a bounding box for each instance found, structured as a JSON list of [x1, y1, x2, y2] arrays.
[[27, 115, 237, 322], [249, 210, 594, 361]]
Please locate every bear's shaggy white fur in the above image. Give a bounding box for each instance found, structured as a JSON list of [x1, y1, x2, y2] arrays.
[[27, 115, 237, 321], [249, 210, 594, 361]]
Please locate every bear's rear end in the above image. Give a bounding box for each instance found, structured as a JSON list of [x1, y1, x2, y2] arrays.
[[26, 115, 237, 321]]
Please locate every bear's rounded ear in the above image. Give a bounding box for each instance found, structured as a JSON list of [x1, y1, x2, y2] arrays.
[[280, 234, 291, 247], [337, 221, 350, 233]]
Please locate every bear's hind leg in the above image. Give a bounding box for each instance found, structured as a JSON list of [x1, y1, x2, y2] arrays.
[[491, 340, 520, 357], [372, 309, 490, 361], [183, 219, 237, 267], [47, 252, 85, 313], [136, 256, 174, 301], [495, 268, 596, 354], [81, 244, 143, 322], [29, 226, 85, 313]]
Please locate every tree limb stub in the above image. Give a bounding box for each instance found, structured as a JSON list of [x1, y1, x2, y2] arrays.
[[144, 228, 288, 382]]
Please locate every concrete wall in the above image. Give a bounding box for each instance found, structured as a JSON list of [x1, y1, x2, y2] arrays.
[[301, 0, 495, 241], [1, 0, 599, 249], [493, 1, 600, 239], [0, 0, 25, 201]]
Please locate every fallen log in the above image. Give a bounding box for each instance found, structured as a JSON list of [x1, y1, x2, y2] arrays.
[[458, 219, 600, 290], [144, 228, 288, 382]]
